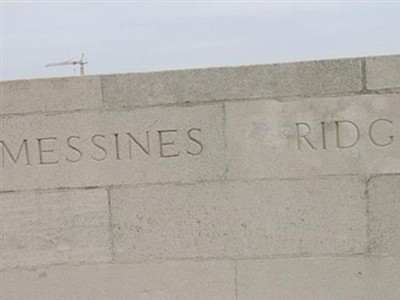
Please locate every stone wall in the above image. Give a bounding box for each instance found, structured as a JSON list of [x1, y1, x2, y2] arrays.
[[1, 55, 399, 299]]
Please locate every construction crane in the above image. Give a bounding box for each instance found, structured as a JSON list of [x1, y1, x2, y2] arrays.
[[46, 53, 87, 75]]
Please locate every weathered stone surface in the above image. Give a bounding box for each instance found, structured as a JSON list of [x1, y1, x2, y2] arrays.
[[0, 104, 225, 191], [237, 256, 400, 300], [0, 76, 102, 115], [0, 55, 398, 298], [111, 177, 366, 261], [102, 58, 362, 108], [366, 55, 400, 90], [369, 175, 400, 255], [0, 260, 235, 300], [238, 257, 367, 300], [365, 256, 400, 300], [0, 189, 111, 269], [226, 94, 399, 180]]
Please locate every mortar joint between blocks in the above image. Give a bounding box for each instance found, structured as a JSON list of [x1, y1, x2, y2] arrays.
[[364, 176, 373, 256], [99, 75, 106, 108], [222, 102, 229, 181], [106, 186, 116, 262], [361, 58, 368, 92], [234, 259, 239, 300]]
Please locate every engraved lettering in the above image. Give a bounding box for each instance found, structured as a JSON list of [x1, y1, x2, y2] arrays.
[[187, 128, 203, 156], [113, 133, 121, 160], [335, 120, 360, 149], [369, 119, 394, 147], [66, 135, 82, 163], [91, 134, 107, 161], [321, 121, 327, 150], [0, 139, 30, 166], [126, 132, 150, 158], [296, 123, 316, 150], [158, 129, 180, 158], [37, 137, 59, 165]]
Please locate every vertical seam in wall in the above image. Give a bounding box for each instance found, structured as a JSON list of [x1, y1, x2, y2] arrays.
[[100, 75, 106, 109], [222, 102, 229, 181], [234, 260, 238, 300], [361, 58, 368, 92], [364, 176, 372, 255], [106, 186, 116, 261]]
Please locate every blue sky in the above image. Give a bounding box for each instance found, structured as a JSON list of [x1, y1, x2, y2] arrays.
[[1, 1, 400, 80]]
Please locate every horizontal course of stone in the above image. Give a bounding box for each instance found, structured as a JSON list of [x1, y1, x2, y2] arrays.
[[1, 55, 399, 116], [0, 55, 399, 300]]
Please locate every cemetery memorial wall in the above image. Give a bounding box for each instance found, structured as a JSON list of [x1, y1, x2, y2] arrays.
[[0, 55, 399, 299]]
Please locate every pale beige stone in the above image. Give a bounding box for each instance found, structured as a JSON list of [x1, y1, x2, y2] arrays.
[[0, 260, 235, 300], [238, 257, 367, 300], [0, 76, 102, 115], [0, 104, 225, 191], [366, 256, 400, 300], [0, 55, 398, 298], [0, 189, 111, 269], [226, 94, 400, 180], [366, 55, 400, 90], [111, 177, 366, 261], [102, 58, 362, 108], [369, 175, 400, 255], [237, 256, 400, 300]]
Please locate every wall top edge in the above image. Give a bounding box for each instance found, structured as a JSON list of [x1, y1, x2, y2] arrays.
[[1, 54, 399, 84]]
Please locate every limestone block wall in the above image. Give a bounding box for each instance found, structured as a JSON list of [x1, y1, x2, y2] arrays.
[[0, 55, 399, 299]]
